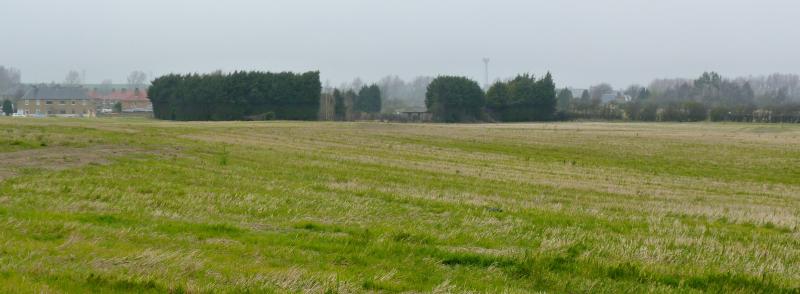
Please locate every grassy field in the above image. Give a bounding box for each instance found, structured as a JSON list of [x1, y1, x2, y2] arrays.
[[0, 118, 799, 293]]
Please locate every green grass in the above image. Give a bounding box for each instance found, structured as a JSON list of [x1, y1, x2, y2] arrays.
[[0, 117, 799, 293]]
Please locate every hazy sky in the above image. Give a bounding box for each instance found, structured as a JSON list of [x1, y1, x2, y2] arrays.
[[1, 0, 798, 88]]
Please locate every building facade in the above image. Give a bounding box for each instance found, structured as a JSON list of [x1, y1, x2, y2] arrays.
[[88, 87, 152, 113], [18, 85, 95, 117]]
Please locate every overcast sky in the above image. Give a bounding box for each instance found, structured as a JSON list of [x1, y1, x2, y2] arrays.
[[1, 0, 798, 88]]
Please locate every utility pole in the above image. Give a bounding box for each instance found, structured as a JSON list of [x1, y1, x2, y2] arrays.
[[482, 58, 490, 89]]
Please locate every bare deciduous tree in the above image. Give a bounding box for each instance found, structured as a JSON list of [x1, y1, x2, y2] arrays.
[[127, 70, 148, 90], [64, 70, 83, 85], [0, 66, 22, 92]]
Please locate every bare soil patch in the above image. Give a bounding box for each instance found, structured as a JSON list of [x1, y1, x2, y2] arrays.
[[0, 145, 155, 180]]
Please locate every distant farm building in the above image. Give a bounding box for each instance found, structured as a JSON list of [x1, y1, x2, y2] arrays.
[[396, 107, 432, 122], [89, 88, 152, 113], [601, 92, 632, 103], [17, 85, 95, 117]]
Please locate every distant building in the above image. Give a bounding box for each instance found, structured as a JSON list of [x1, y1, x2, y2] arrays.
[[397, 107, 432, 122], [601, 92, 633, 103], [18, 85, 95, 117], [88, 88, 152, 113]]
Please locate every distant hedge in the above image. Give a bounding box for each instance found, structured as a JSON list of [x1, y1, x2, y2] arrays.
[[149, 71, 321, 121]]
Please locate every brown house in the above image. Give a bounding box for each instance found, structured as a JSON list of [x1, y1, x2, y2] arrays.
[[18, 85, 95, 117], [88, 88, 152, 113]]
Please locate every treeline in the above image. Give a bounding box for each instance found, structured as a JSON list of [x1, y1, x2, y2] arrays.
[[559, 72, 800, 123], [326, 84, 382, 121], [149, 71, 321, 121], [425, 73, 557, 122]]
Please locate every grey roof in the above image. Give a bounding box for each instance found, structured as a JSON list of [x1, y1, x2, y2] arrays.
[[22, 85, 89, 100]]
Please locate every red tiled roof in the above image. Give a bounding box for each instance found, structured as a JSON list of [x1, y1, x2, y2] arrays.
[[88, 89, 149, 101]]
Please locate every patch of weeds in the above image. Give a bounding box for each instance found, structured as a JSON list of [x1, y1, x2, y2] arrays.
[[77, 214, 134, 227], [296, 222, 326, 232], [218, 150, 229, 166], [756, 221, 793, 233], [544, 243, 587, 272], [29, 223, 70, 241], [199, 223, 243, 236], [605, 262, 642, 280], [156, 221, 243, 239], [295, 222, 372, 243], [362, 278, 403, 292], [437, 247, 796, 293], [440, 251, 513, 268], [679, 272, 791, 293], [391, 231, 432, 245], [85, 273, 172, 293], [485, 206, 503, 213]]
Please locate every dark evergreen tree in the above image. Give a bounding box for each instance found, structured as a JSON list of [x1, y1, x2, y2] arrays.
[[485, 73, 557, 121], [333, 89, 346, 121], [637, 88, 651, 100], [425, 76, 485, 122], [556, 88, 573, 112], [536, 72, 557, 119], [355, 84, 381, 113], [2, 99, 13, 116], [486, 82, 509, 112], [112, 102, 123, 113]]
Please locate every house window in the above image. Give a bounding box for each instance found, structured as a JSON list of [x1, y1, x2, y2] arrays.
[[71, 100, 76, 105], [46, 101, 53, 105], [60, 110, 66, 114]]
